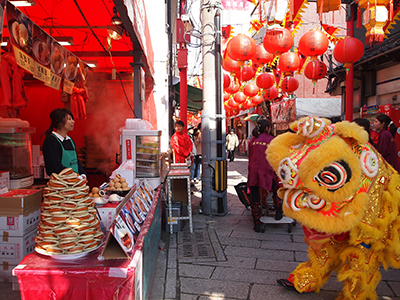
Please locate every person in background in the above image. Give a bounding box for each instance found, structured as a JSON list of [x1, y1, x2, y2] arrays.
[[171, 120, 193, 163], [247, 118, 283, 232], [188, 126, 197, 184], [373, 114, 400, 172], [353, 118, 375, 147], [192, 127, 202, 183], [42, 108, 86, 177], [226, 129, 239, 162]]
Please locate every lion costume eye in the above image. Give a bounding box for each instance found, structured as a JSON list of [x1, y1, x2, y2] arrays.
[[314, 160, 351, 191]]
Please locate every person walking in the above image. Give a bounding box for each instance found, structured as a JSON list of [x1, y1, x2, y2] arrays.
[[226, 129, 239, 162], [192, 127, 202, 182], [171, 120, 193, 163], [372, 114, 400, 172], [247, 118, 283, 232]]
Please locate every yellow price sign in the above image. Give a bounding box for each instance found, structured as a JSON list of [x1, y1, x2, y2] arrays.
[[13, 46, 35, 74], [63, 79, 74, 94], [33, 62, 51, 85], [45, 73, 62, 91]]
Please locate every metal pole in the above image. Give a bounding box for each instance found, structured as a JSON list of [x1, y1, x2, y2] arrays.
[[345, 3, 355, 121], [132, 51, 142, 118], [167, 0, 174, 137], [201, 0, 227, 215]]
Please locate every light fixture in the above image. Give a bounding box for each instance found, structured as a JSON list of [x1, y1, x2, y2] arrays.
[[9, 0, 36, 7], [107, 25, 124, 40], [54, 36, 74, 46], [83, 60, 98, 68], [1, 36, 73, 46], [111, 7, 123, 26]]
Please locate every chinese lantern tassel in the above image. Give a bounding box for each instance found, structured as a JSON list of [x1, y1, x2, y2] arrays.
[[390, 0, 394, 21], [319, 0, 324, 22], [375, 0, 377, 20], [332, 11, 334, 24], [290, 0, 294, 21], [313, 82, 316, 94], [366, 2, 370, 24], [357, 7, 362, 28], [275, 0, 278, 15]]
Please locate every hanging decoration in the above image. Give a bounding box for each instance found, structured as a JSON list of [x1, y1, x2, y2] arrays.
[[252, 94, 264, 105], [316, 0, 341, 21], [333, 37, 364, 73], [243, 82, 260, 97], [304, 60, 327, 93], [263, 27, 293, 55], [228, 98, 239, 110], [298, 29, 329, 59], [224, 92, 231, 101], [223, 56, 242, 74], [223, 74, 231, 89], [252, 44, 274, 69], [357, 0, 391, 46], [278, 51, 301, 76], [236, 65, 256, 82], [233, 91, 247, 104], [226, 34, 257, 62], [262, 86, 279, 101], [256, 73, 275, 89], [281, 77, 300, 94], [225, 80, 240, 94]]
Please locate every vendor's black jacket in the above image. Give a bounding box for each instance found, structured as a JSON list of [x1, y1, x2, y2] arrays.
[[43, 134, 86, 176]]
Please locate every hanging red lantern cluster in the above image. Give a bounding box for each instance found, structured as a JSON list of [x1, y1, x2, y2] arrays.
[[223, 74, 231, 89], [262, 87, 279, 101], [236, 65, 255, 82], [243, 82, 260, 97], [222, 56, 242, 74], [225, 80, 240, 94], [252, 44, 274, 68]]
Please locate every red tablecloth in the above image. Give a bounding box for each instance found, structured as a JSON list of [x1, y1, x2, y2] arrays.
[[14, 187, 161, 300]]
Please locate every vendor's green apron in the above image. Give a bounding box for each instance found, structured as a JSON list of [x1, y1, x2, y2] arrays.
[[54, 134, 79, 173]]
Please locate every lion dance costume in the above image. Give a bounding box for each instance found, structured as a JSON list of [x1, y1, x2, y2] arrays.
[[266, 116, 400, 300]]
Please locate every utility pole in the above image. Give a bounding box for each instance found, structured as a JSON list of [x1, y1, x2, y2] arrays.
[[201, 0, 227, 215]]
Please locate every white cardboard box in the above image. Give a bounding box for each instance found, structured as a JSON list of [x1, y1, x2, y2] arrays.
[[0, 209, 40, 237], [33, 166, 44, 179], [0, 230, 37, 265], [97, 202, 119, 232], [32, 145, 41, 166], [0, 263, 16, 283], [0, 172, 10, 190]]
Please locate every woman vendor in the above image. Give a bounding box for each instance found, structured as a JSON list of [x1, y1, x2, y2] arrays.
[[42, 108, 86, 177]]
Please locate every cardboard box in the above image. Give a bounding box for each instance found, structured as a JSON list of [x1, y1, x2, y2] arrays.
[[0, 171, 10, 190], [0, 190, 42, 217], [32, 145, 41, 166], [0, 209, 40, 237], [0, 230, 37, 265], [0, 263, 16, 283], [97, 202, 119, 232]]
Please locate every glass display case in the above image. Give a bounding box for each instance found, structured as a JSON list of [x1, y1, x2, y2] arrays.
[[120, 129, 161, 188], [0, 126, 35, 188]]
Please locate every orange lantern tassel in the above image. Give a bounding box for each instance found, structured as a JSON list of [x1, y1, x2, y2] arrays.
[[332, 10, 335, 24], [366, 2, 370, 24]]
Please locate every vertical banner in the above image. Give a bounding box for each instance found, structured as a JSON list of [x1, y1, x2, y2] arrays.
[[6, 2, 88, 90]]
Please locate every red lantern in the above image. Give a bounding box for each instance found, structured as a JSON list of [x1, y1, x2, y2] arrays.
[[252, 44, 274, 67], [243, 82, 260, 97], [263, 27, 293, 55], [256, 73, 275, 89], [225, 81, 240, 94], [304, 60, 327, 94], [227, 34, 257, 62], [333, 37, 364, 68], [281, 77, 299, 94], [236, 65, 255, 82], [242, 98, 253, 110], [278, 51, 300, 75], [304, 60, 327, 81], [262, 87, 279, 100], [252, 95, 264, 105], [223, 92, 231, 101], [223, 74, 231, 89], [228, 98, 239, 109], [233, 92, 247, 104], [298, 29, 329, 58], [224, 100, 232, 110], [222, 56, 242, 74]]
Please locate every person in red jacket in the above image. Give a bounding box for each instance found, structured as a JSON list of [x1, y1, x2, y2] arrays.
[[171, 120, 193, 163]]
